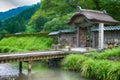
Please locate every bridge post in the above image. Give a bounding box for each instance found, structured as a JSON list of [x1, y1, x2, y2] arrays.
[[28, 60, 32, 73], [19, 61, 22, 73]]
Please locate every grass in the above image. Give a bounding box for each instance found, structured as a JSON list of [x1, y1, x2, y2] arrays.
[[63, 47, 120, 80], [0, 36, 53, 53], [62, 54, 88, 71], [84, 47, 120, 61], [62, 54, 120, 80], [99, 47, 120, 60]]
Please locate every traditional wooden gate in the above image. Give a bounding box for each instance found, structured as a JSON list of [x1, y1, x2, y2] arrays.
[[94, 32, 98, 48], [79, 28, 87, 47]]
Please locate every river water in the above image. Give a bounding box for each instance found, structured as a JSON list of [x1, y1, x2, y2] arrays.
[[0, 63, 91, 80]]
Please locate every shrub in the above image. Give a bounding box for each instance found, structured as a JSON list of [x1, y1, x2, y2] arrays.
[[107, 62, 120, 80], [92, 60, 112, 80], [0, 37, 53, 53], [98, 47, 120, 60], [84, 51, 99, 59], [63, 54, 120, 80], [81, 59, 95, 78], [84, 47, 120, 60], [62, 54, 87, 71], [5, 32, 49, 38], [0, 46, 25, 53]]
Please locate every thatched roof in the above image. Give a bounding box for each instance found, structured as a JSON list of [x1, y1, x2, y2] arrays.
[[67, 6, 119, 25]]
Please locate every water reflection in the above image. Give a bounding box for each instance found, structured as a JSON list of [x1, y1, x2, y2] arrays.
[[0, 63, 27, 80], [0, 63, 90, 80], [31, 70, 89, 80]]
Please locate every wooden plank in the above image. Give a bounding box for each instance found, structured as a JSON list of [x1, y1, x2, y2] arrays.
[[0, 51, 69, 63]]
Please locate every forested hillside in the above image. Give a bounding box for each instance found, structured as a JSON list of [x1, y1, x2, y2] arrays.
[[0, 3, 40, 36], [0, 0, 120, 39], [30, 0, 120, 32], [0, 6, 30, 20]]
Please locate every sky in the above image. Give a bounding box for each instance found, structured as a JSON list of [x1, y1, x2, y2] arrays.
[[0, 0, 40, 12]]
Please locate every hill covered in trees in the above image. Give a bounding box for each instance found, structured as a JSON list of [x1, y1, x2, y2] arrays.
[[30, 0, 120, 32], [0, 6, 31, 20], [0, 0, 120, 39], [0, 3, 40, 37]]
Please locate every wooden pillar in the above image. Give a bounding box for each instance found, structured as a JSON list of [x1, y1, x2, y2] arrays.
[[28, 61, 32, 73], [98, 23, 104, 50], [58, 31, 61, 44], [92, 32, 95, 48], [28, 62, 32, 80], [19, 61, 22, 73], [77, 27, 80, 47]]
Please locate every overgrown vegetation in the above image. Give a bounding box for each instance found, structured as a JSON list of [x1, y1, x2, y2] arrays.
[[5, 32, 49, 37], [63, 54, 120, 80], [0, 36, 53, 53], [0, 0, 120, 38], [84, 47, 120, 61], [0, 3, 40, 39], [30, 0, 120, 32]]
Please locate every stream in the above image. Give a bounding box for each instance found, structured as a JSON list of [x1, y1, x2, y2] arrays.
[[0, 63, 91, 80]]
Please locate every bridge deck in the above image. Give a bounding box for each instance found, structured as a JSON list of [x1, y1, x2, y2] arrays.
[[0, 51, 69, 63]]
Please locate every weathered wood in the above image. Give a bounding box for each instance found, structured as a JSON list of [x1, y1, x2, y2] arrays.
[[77, 27, 80, 47], [0, 51, 69, 63], [28, 61, 32, 73], [19, 62, 22, 73], [79, 27, 87, 47]]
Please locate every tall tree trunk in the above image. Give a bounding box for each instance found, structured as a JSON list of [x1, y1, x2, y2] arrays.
[[93, 0, 100, 10], [84, 0, 88, 8]]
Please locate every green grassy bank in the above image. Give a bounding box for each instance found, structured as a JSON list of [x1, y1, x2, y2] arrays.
[[84, 47, 120, 61], [62, 54, 120, 80], [0, 36, 53, 53]]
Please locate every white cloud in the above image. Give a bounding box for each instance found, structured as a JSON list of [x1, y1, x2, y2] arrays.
[[0, 0, 40, 12]]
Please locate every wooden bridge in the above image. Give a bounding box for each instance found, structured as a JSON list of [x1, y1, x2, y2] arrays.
[[0, 51, 69, 73]]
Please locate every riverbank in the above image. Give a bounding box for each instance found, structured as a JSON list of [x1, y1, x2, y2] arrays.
[[62, 49, 120, 80]]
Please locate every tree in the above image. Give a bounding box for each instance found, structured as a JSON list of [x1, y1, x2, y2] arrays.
[[100, 0, 120, 21], [43, 13, 75, 32], [0, 29, 9, 39], [25, 24, 36, 33], [34, 16, 48, 32], [1, 3, 40, 34], [30, 0, 97, 24], [93, 0, 100, 10], [0, 21, 1, 28]]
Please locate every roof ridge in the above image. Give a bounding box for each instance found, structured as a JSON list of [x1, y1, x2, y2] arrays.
[[77, 6, 105, 14], [82, 9, 105, 14]]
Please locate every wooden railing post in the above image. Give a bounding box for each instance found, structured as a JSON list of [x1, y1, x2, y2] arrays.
[[19, 61, 22, 74], [28, 60, 32, 73], [68, 46, 71, 51]]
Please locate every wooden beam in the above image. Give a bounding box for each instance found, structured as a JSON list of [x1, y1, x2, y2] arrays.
[[77, 27, 80, 47], [28, 60, 32, 73], [19, 61, 22, 73]]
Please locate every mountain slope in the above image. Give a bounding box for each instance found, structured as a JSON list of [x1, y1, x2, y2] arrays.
[[0, 6, 31, 20], [0, 3, 40, 34]]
